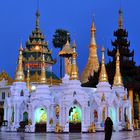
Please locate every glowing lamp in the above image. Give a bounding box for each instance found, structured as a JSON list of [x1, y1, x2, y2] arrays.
[[35, 45, 40, 51]]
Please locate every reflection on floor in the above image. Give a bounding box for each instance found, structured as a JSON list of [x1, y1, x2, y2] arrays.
[[0, 131, 140, 140]]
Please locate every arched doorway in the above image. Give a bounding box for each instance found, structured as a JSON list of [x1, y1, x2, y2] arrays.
[[35, 108, 47, 133], [0, 108, 4, 126], [69, 106, 82, 133], [23, 112, 28, 122], [19, 112, 28, 131]]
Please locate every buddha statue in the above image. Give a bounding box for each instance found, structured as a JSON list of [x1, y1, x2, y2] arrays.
[[55, 122, 63, 133], [72, 111, 79, 123], [88, 122, 96, 133]]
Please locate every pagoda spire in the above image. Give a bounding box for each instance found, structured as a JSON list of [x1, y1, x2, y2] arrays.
[[26, 64, 31, 91], [90, 20, 96, 45], [80, 20, 99, 84], [113, 49, 123, 86], [118, 8, 123, 29], [15, 43, 25, 82], [70, 40, 78, 80], [36, 9, 40, 30], [99, 47, 108, 82], [40, 52, 47, 84]]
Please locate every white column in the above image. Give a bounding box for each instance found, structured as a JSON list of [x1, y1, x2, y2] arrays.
[[47, 106, 51, 132], [13, 104, 16, 126], [64, 106, 69, 132], [129, 107, 133, 130], [16, 106, 20, 127], [49, 104, 55, 132], [115, 107, 119, 131], [122, 107, 125, 123], [4, 107, 7, 120], [8, 106, 11, 126], [108, 107, 110, 117]]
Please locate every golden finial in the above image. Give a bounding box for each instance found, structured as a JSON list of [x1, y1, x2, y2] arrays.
[[99, 46, 108, 82], [90, 19, 97, 46], [91, 19, 96, 33], [15, 43, 25, 82], [113, 49, 123, 86], [40, 52, 47, 84], [70, 40, 78, 80], [119, 8, 123, 29], [26, 64, 31, 91]]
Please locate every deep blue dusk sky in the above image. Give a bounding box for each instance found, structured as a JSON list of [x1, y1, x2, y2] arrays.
[[0, 0, 140, 78]]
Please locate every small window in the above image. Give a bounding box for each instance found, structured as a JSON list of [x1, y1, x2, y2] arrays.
[[2, 92, 5, 100], [20, 90, 24, 96], [8, 93, 10, 97]]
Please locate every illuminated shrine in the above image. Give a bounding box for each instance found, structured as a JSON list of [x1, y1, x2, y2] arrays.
[[1, 9, 133, 133]]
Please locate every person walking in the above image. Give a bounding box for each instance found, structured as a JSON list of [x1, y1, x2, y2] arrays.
[[104, 117, 113, 140]]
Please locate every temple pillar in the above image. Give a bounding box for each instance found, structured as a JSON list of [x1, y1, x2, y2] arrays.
[[115, 107, 119, 131], [128, 89, 134, 124], [64, 106, 69, 132], [96, 107, 101, 130], [13, 105, 16, 125], [129, 107, 133, 130], [13, 104, 20, 128], [47, 106, 51, 132], [7, 107, 11, 126], [48, 104, 55, 132], [122, 107, 125, 123], [4, 107, 7, 120]]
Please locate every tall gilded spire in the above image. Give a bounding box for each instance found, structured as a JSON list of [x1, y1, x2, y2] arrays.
[[113, 49, 123, 86], [36, 9, 40, 30], [15, 43, 25, 82], [99, 47, 108, 82], [119, 8, 123, 29], [90, 20, 96, 45], [26, 64, 31, 91], [80, 20, 99, 84], [40, 52, 47, 84], [70, 41, 78, 80]]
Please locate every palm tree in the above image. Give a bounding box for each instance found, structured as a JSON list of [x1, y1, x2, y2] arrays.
[[52, 29, 71, 78]]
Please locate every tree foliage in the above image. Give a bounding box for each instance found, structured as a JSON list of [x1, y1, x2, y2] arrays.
[[52, 29, 71, 50]]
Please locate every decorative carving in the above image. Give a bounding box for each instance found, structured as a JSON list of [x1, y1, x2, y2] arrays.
[[123, 95, 127, 100], [49, 118, 53, 126], [101, 94, 105, 102], [55, 105, 59, 118], [0, 70, 13, 85]]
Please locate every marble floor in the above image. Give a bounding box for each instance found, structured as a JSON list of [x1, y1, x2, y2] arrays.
[[0, 131, 140, 140]]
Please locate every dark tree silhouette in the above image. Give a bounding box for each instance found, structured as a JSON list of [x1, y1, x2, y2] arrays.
[[52, 29, 71, 78]]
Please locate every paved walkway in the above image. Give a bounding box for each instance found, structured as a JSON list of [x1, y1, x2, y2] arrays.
[[0, 131, 140, 140]]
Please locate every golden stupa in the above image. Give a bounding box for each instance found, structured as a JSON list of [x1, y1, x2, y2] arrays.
[[70, 41, 78, 80], [113, 49, 123, 86], [99, 47, 108, 82], [15, 44, 25, 82], [80, 20, 99, 84]]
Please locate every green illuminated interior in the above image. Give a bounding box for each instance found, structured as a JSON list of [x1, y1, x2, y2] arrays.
[[23, 112, 28, 122], [110, 108, 116, 124], [69, 106, 82, 123], [35, 108, 47, 123]]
